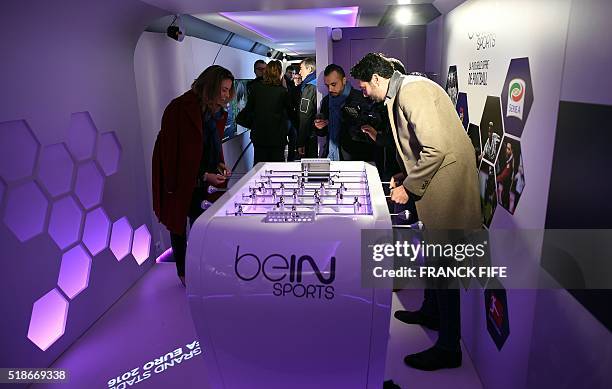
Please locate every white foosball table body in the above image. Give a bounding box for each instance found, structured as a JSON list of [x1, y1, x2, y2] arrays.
[[186, 161, 392, 389]]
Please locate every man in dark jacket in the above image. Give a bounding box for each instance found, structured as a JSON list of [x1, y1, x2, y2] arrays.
[[284, 64, 300, 161], [314, 64, 378, 162], [297, 58, 318, 158], [245, 60, 289, 163], [246, 59, 266, 97]]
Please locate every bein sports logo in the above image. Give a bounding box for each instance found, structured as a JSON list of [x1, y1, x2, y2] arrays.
[[468, 31, 496, 50], [507, 78, 526, 120], [234, 246, 335, 300]]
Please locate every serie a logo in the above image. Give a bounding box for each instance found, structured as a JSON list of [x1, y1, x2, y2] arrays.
[[234, 246, 336, 300], [507, 78, 526, 120]]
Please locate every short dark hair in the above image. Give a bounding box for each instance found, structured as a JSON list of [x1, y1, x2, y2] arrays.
[[385, 57, 406, 75], [350, 53, 395, 82], [323, 64, 345, 78], [301, 57, 316, 73], [254, 59, 266, 69]]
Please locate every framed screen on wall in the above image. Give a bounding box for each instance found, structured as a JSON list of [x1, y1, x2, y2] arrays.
[[224, 79, 250, 141]]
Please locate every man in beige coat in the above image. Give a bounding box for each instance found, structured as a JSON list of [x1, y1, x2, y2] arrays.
[[351, 53, 481, 371]]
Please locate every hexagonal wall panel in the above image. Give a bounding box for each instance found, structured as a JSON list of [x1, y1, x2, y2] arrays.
[[74, 161, 104, 210], [96, 131, 122, 176], [82, 207, 111, 256], [110, 217, 133, 261], [58, 245, 92, 299], [445, 65, 458, 107], [467, 124, 481, 169], [479, 161, 497, 228], [37, 143, 75, 197], [66, 112, 97, 162], [131, 225, 151, 265], [485, 280, 510, 350], [48, 195, 83, 250], [479, 96, 504, 165], [501, 57, 533, 138], [495, 136, 525, 215], [0, 119, 40, 182], [27, 288, 69, 351], [3, 181, 49, 242], [456, 92, 469, 130]]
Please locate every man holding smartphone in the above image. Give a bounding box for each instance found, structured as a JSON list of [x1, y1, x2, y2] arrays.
[[314, 64, 377, 162]]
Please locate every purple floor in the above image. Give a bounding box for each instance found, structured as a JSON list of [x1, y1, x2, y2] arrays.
[[34, 264, 482, 389]]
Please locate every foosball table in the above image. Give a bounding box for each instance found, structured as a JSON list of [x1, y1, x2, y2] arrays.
[[186, 159, 392, 389]]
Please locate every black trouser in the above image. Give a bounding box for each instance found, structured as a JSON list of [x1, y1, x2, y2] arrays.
[[392, 198, 461, 351], [419, 288, 461, 351], [302, 136, 318, 159], [170, 188, 205, 277], [340, 147, 366, 162], [254, 145, 285, 164], [287, 122, 297, 162]]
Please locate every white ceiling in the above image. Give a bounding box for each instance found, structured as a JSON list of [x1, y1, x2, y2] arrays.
[[196, 7, 359, 55], [139, 0, 465, 55], [140, 0, 438, 14]]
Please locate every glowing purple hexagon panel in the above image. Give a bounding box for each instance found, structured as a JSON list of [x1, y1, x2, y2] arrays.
[[131, 225, 151, 265], [27, 288, 69, 351], [48, 195, 83, 250], [66, 112, 97, 162], [82, 207, 110, 256], [37, 143, 75, 197], [58, 245, 92, 299], [3, 181, 49, 242], [0, 119, 40, 182], [110, 217, 133, 261], [96, 131, 122, 176], [74, 161, 104, 210]]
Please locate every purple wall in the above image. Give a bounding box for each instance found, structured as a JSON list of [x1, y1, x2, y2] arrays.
[[560, 0, 612, 106], [331, 26, 427, 86], [0, 0, 166, 370], [435, 0, 612, 387], [527, 0, 612, 386]]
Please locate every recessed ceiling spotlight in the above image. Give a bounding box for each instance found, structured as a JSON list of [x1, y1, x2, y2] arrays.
[[397, 0, 412, 5], [395, 7, 413, 25]]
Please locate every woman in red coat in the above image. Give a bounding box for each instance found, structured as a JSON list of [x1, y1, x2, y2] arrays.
[[152, 65, 235, 286]]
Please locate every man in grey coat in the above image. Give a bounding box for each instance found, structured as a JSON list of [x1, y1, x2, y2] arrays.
[[352, 53, 481, 371]]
